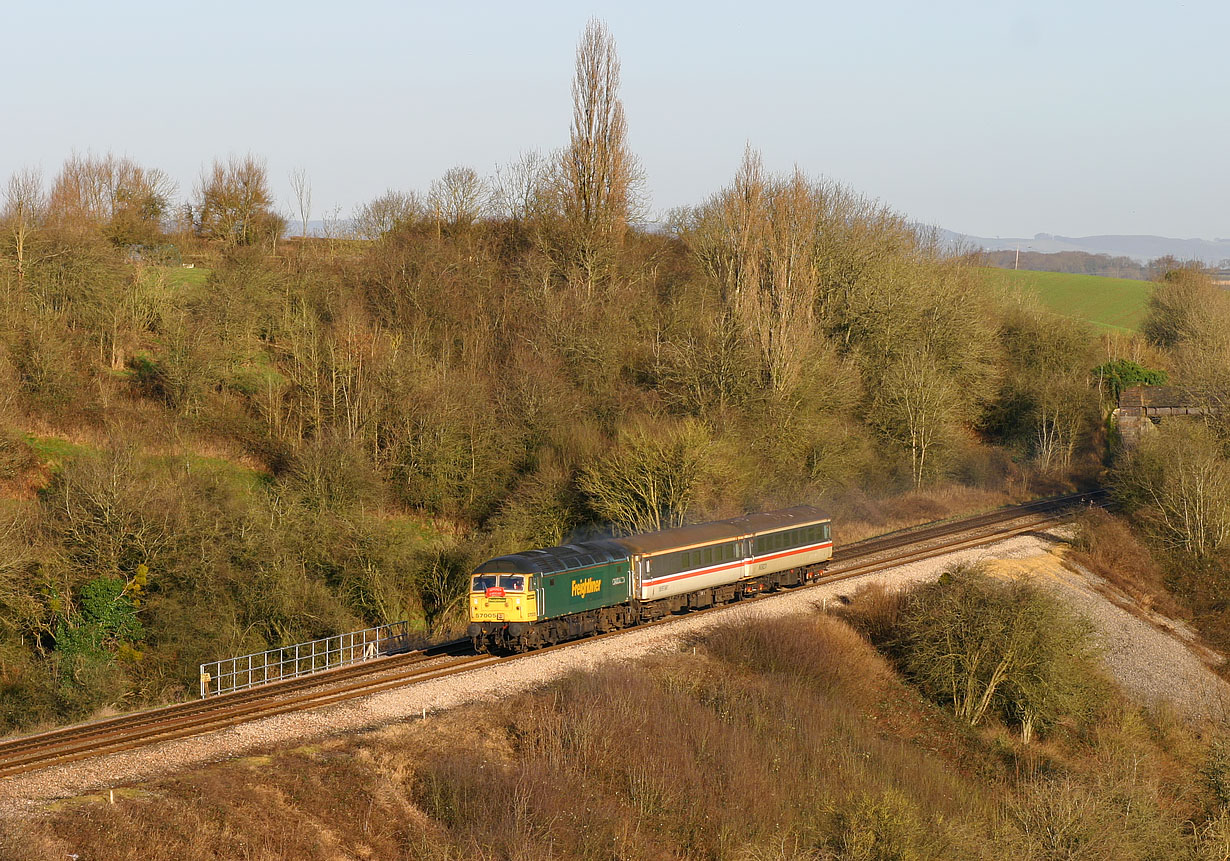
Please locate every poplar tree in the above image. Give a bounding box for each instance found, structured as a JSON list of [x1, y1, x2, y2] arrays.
[[559, 19, 642, 288]]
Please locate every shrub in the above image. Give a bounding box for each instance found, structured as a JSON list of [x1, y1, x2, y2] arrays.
[[1093, 358, 1167, 401], [0, 429, 36, 481], [1113, 421, 1230, 558], [895, 565, 1104, 742]]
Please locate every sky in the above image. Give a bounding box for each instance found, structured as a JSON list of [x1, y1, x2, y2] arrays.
[[4, 0, 1227, 239]]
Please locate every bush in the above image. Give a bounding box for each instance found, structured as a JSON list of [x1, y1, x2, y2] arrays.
[[1113, 421, 1230, 558], [0, 429, 36, 481], [894, 565, 1104, 742]]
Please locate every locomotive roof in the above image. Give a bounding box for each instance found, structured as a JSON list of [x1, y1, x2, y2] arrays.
[[472, 538, 630, 575], [614, 505, 830, 556]]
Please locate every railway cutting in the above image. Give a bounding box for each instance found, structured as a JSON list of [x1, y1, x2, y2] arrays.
[[0, 491, 1103, 784]]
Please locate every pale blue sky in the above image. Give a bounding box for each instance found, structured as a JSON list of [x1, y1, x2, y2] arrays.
[[4, 0, 1226, 238]]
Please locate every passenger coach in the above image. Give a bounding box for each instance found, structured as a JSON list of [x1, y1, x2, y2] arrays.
[[468, 505, 832, 653]]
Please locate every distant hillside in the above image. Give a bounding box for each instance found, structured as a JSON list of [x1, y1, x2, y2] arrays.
[[945, 229, 1230, 265], [980, 267, 1153, 333]]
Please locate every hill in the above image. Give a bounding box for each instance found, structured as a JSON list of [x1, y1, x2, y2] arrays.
[[9, 549, 1230, 859], [980, 267, 1154, 333], [981, 249, 1150, 280], [945, 229, 1230, 265]]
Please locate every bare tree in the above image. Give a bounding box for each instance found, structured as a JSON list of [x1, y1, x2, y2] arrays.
[[289, 167, 313, 239], [493, 149, 549, 224], [678, 150, 820, 394], [48, 152, 175, 243], [427, 166, 488, 231], [872, 351, 962, 488], [558, 19, 643, 284], [352, 190, 423, 239], [1031, 371, 1089, 472], [1115, 421, 1230, 557], [578, 418, 713, 534], [1, 167, 45, 287], [195, 154, 283, 246]]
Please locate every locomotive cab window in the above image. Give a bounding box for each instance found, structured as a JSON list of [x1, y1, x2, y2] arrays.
[[499, 575, 525, 591], [473, 574, 499, 592]]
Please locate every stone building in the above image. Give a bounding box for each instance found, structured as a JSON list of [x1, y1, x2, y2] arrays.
[[1113, 385, 1209, 448]]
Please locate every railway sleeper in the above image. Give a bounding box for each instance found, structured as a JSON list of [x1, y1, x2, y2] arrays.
[[471, 563, 826, 655]]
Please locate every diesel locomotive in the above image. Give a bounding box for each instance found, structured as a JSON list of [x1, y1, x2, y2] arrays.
[[467, 505, 832, 653]]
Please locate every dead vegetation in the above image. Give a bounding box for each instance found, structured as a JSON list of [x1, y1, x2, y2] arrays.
[[6, 609, 1230, 860], [1069, 507, 1183, 618]]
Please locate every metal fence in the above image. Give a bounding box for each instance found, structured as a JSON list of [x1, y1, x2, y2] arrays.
[[199, 621, 412, 698]]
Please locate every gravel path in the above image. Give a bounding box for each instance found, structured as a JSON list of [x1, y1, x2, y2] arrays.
[[2, 526, 1223, 815], [986, 545, 1230, 722]]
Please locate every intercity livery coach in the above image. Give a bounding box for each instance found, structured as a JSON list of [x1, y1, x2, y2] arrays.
[[468, 506, 832, 653]]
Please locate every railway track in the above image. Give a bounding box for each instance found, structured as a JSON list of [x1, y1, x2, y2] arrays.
[[0, 489, 1103, 781]]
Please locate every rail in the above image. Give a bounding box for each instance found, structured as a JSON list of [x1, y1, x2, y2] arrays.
[[199, 622, 412, 698], [1, 491, 1103, 779]]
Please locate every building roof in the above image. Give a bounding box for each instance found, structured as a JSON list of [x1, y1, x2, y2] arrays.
[[1119, 385, 1199, 409]]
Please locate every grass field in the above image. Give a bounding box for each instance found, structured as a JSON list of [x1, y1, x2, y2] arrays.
[[166, 266, 211, 288], [980, 267, 1153, 333]]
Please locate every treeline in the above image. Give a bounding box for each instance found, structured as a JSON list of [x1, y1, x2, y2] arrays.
[[982, 248, 1217, 281], [0, 23, 1119, 728], [982, 249, 1153, 279], [1106, 264, 1230, 648]]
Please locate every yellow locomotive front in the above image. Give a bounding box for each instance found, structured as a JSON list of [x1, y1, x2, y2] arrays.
[[469, 571, 537, 624]]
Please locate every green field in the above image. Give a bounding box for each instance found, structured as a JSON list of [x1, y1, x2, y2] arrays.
[[166, 266, 212, 288], [980, 267, 1153, 333]]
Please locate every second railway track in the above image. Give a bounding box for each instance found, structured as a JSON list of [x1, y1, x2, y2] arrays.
[[0, 489, 1103, 781]]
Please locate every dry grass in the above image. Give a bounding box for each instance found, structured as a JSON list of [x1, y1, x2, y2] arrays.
[[830, 483, 1017, 545], [1070, 507, 1184, 618], [2, 612, 1222, 860]]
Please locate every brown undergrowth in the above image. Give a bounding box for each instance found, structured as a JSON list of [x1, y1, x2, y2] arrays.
[[1069, 507, 1184, 619], [830, 484, 1017, 545], [5, 611, 1227, 860]]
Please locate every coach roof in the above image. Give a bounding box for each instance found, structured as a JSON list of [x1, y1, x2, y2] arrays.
[[614, 505, 830, 556]]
